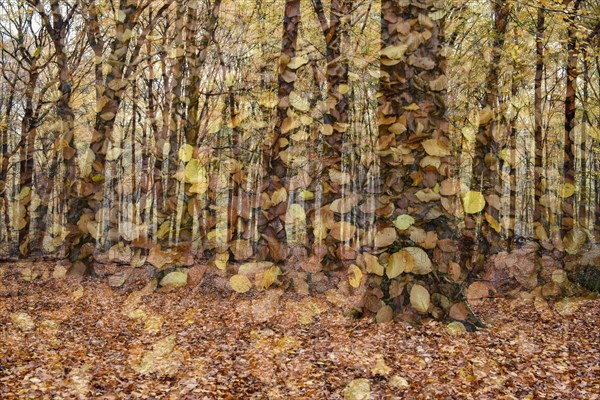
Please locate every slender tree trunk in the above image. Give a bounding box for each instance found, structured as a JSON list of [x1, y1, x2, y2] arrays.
[[30, 0, 78, 260], [17, 66, 40, 256], [467, 0, 510, 257], [0, 82, 16, 253], [311, 0, 353, 268], [563, 0, 582, 235], [259, 0, 301, 262], [533, 6, 545, 234]]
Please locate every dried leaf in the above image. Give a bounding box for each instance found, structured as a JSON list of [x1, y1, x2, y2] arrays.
[[330, 221, 356, 242], [410, 284, 430, 313], [230, 274, 252, 293], [178, 144, 194, 162], [160, 271, 188, 288], [364, 253, 384, 276], [404, 247, 432, 274], [375, 227, 397, 248], [387, 250, 412, 279], [422, 139, 450, 157], [348, 264, 363, 288], [343, 378, 371, 400], [381, 45, 407, 60]]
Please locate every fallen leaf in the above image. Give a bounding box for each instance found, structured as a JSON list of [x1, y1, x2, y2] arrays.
[[230, 274, 252, 293], [343, 378, 371, 400]]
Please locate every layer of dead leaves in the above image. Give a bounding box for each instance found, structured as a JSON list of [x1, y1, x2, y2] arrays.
[[0, 262, 598, 399]]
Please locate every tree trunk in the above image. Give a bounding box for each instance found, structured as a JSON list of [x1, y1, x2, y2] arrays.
[[17, 66, 40, 256], [259, 0, 301, 262], [366, 0, 465, 321], [0, 81, 16, 253], [562, 0, 582, 235], [467, 0, 510, 257], [311, 0, 353, 268], [533, 7, 545, 235]]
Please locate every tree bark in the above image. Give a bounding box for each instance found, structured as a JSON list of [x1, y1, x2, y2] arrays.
[[467, 0, 510, 256], [533, 6, 545, 233], [562, 0, 582, 234], [259, 0, 301, 262], [367, 0, 464, 320]]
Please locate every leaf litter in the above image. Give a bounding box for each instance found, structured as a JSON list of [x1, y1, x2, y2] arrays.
[[0, 262, 598, 399]]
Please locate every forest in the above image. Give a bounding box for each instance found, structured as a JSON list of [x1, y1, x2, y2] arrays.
[[0, 0, 599, 398]]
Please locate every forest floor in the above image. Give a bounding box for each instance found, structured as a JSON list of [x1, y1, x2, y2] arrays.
[[0, 262, 599, 400]]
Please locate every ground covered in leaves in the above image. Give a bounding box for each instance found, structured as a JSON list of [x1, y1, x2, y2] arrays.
[[1, 263, 599, 399]]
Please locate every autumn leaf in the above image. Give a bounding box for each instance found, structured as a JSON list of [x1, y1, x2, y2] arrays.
[[348, 264, 363, 288], [410, 284, 431, 313], [230, 274, 252, 293], [462, 191, 486, 214]]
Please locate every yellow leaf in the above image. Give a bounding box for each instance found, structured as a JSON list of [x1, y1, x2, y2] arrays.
[[270, 187, 287, 205], [338, 84, 350, 94], [230, 274, 252, 293], [259, 92, 278, 108], [372, 354, 391, 376], [184, 159, 207, 184], [446, 321, 466, 334], [343, 378, 371, 400], [560, 182, 576, 198], [415, 189, 441, 202], [238, 261, 273, 276], [429, 74, 447, 91], [178, 144, 194, 162], [10, 312, 35, 331], [116, 10, 126, 23], [410, 284, 430, 313], [160, 271, 188, 288], [375, 305, 393, 323], [298, 190, 314, 200], [289, 91, 309, 112], [389, 375, 410, 389], [321, 125, 334, 136], [18, 186, 31, 200], [285, 204, 306, 225], [564, 227, 587, 254], [330, 196, 357, 214], [329, 169, 351, 185], [485, 213, 501, 233], [106, 147, 123, 161], [461, 126, 475, 142], [214, 252, 229, 270], [462, 191, 486, 214], [387, 250, 413, 279], [108, 79, 127, 92], [156, 221, 171, 240], [348, 264, 363, 288], [189, 182, 208, 195], [257, 266, 281, 290], [100, 112, 116, 121], [207, 117, 222, 134], [534, 225, 549, 241], [394, 214, 415, 230]]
